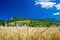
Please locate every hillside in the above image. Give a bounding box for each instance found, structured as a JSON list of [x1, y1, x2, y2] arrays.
[[0, 17, 60, 27]]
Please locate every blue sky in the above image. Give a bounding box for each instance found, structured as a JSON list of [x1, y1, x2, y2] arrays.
[[0, 0, 60, 20]]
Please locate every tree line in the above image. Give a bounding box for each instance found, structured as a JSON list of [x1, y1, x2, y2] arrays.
[[0, 17, 60, 27]]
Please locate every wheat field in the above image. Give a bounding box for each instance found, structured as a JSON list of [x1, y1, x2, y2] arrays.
[[0, 27, 60, 40]]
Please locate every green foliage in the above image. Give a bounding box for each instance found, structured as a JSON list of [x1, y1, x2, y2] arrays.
[[0, 17, 60, 27], [0, 20, 5, 26]]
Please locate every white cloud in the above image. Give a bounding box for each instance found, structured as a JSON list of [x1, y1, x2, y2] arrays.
[[35, 1, 56, 9], [53, 12, 60, 15], [55, 3, 60, 10], [36, 0, 55, 2], [35, 0, 60, 16]]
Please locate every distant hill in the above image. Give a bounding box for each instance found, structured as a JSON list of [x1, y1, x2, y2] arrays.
[[0, 17, 60, 27]]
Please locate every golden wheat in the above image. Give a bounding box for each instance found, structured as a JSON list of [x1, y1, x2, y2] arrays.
[[0, 27, 60, 40]]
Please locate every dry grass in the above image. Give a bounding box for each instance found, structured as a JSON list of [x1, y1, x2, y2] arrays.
[[0, 27, 60, 40]]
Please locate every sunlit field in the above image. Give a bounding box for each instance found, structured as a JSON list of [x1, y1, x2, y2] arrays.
[[0, 27, 60, 40]]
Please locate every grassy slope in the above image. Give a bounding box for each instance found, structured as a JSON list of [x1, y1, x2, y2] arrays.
[[6, 18, 60, 27], [0, 17, 60, 27]]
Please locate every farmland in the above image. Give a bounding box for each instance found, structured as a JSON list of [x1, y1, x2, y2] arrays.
[[0, 27, 60, 40], [0, 17, 60, 40]]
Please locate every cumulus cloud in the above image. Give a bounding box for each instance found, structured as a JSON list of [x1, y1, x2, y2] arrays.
[[35, 1, 56, 9], [35, 0, 60, 16], [55, 3, 60, 10], [53, 12, 60, 15], [36, 0, 55, 2]]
